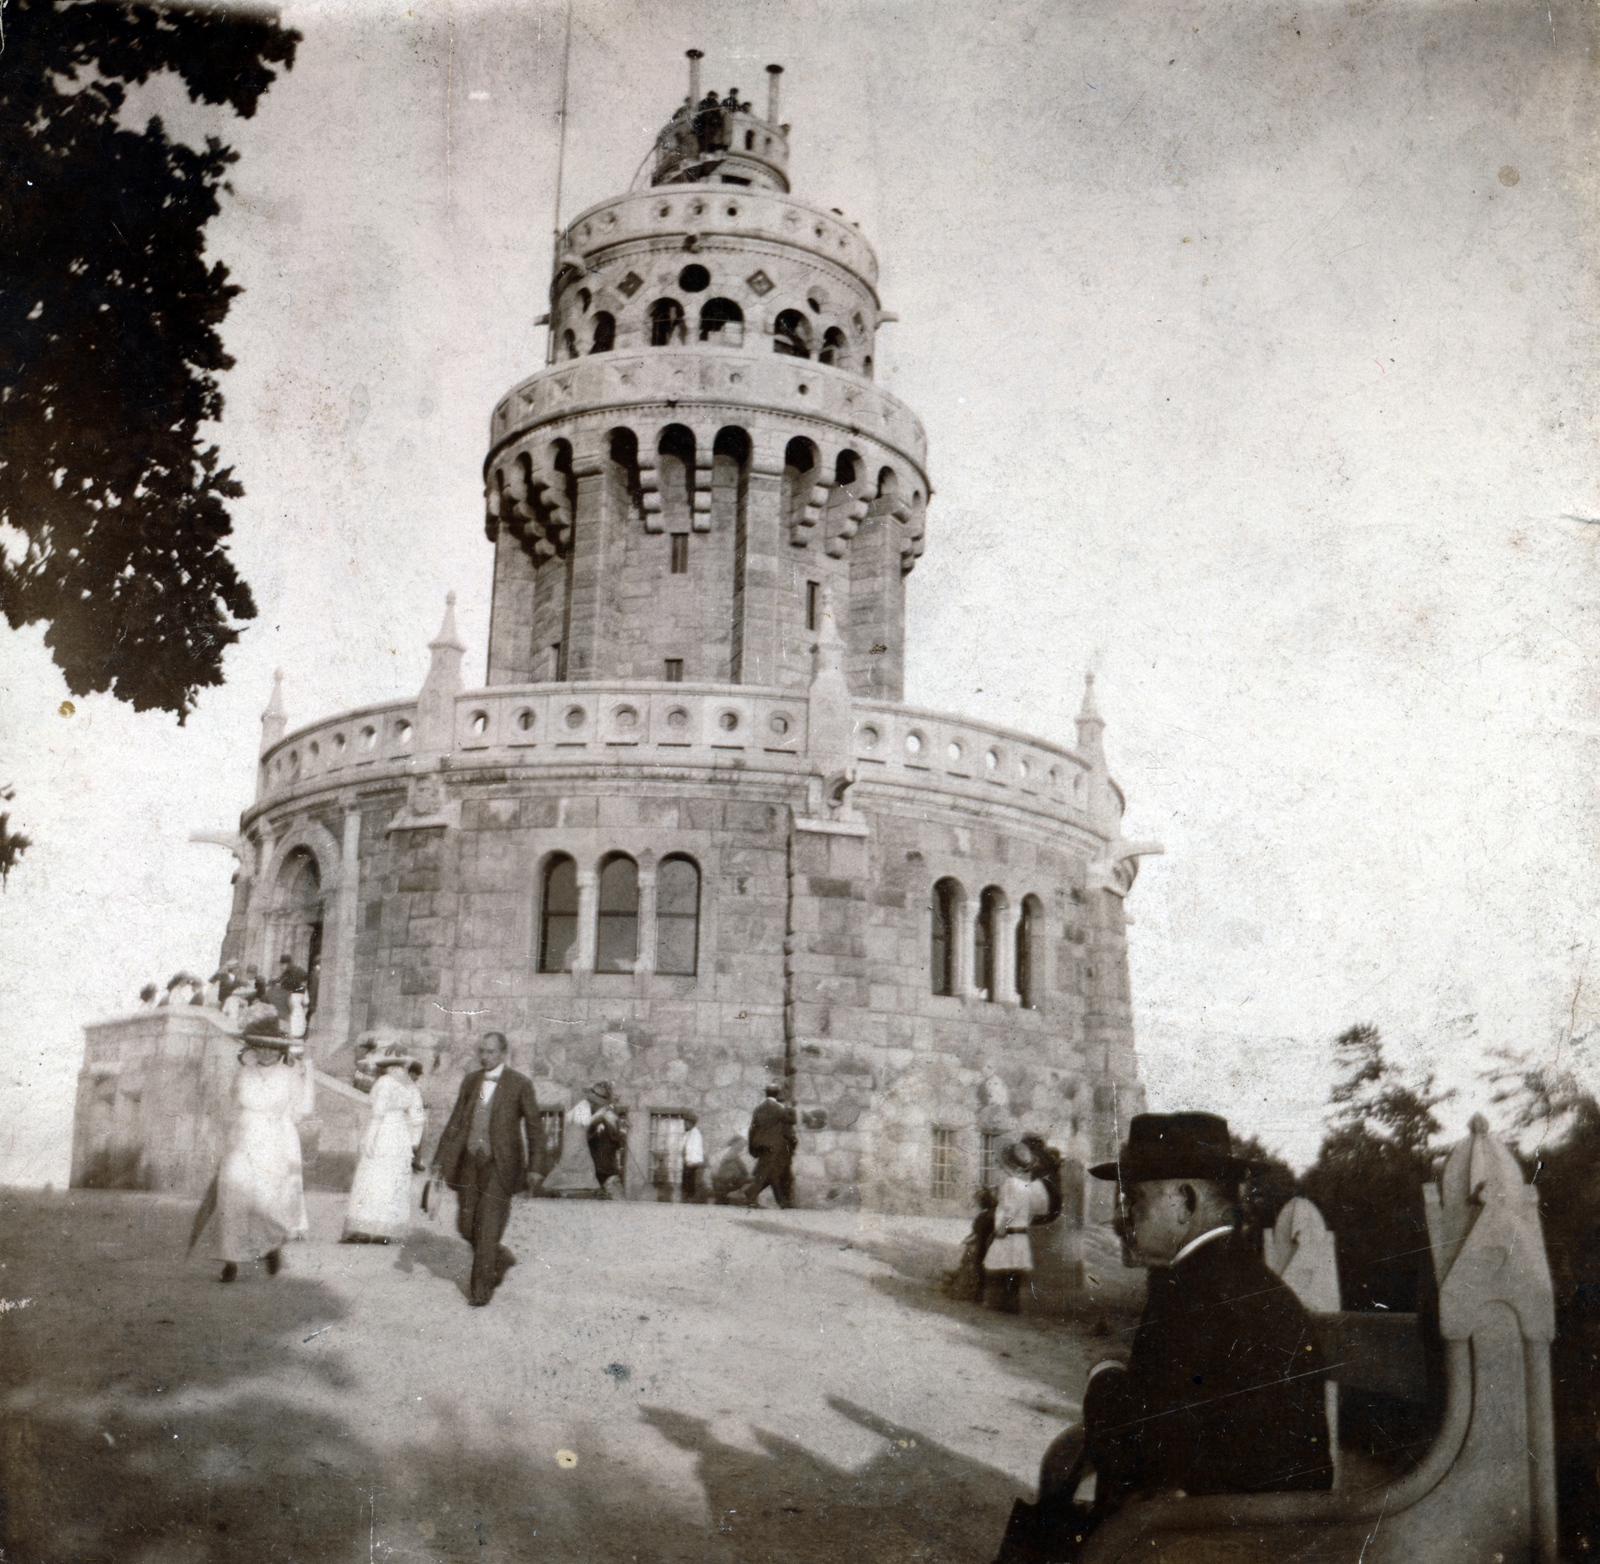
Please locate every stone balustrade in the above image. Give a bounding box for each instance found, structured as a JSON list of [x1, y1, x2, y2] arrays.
[[851, 699, 1096, 812], [560, 187, 879, 285], [255, 684, 1098, 822], [489, 350, 928, 473]]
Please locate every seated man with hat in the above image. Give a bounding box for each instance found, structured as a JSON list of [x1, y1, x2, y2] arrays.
[[994, 1112, 1331, 1563]]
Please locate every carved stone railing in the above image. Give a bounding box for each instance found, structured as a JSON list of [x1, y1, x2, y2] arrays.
[[851, 699, 1095, 812], [254, 684, 1102, 826], [488, 350, 928, 474], [559, 186, 880, 286]]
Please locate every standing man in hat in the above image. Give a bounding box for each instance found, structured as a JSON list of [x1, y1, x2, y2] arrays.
[[993, 1112, 1331, 1562], [744, 1084, 799, 1209], [431, 1032, 544, 1307]]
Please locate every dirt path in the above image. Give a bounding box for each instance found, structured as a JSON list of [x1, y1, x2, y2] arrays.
[[0, 1190, 1119, 1563]]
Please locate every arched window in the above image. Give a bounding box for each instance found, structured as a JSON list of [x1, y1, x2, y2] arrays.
[[931, 878, 960, 996], [562, 328, 579, 360], [576, 287, 591, 313], [277, 847, 324, 975], [590, 312, 615, 353], [1016, 895, 1044, 1009], [862, 355, 873, 379], [818, 326, 848, 367], [744, 129, 755, 150], [772, 308, 811, 358], [781, 436, 817, 538], [656, 855, 701, 975], [976, 886, 1006, 1001], [539, 854, 579, 972], [649, 299, 686, 347], [596, 853, 640, 972], [699, 297, 743, 345]]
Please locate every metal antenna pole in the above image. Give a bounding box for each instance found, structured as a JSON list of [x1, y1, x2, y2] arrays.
[[551, 0, 574, 247]]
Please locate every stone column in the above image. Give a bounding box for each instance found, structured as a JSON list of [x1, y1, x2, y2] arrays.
[[993, 899, 1022, 1006], [634, 862, 658, 976], [312, 807, 363, 1056], [955, 894, 980, 999], [562, 451, 610, 681], [738, 448, 787, 687], [574, 866, 599, 973]]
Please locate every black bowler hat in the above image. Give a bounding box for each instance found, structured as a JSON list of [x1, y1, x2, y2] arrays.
[[1089, 1112, 1247, 1185]]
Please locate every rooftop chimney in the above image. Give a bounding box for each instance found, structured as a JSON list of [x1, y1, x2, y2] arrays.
[[766, 63, 783, 125], [686, 49, 703, 103]]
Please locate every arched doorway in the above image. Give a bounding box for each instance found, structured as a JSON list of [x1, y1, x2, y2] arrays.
[[275, 847, 324, 976]]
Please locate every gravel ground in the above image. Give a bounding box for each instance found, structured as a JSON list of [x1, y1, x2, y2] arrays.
[[0, 1188, 1126, 1564]]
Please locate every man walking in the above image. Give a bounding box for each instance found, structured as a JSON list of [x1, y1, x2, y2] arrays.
[[745, 1084, 798, 1209], [432, 1032, 544, 1307]]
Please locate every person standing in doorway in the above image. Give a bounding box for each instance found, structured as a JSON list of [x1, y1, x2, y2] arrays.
[[585, 1082, 626, 1199], [680, 1113, 705, 1203], [431, 1032, 544, 1307], [745, 1084, 798, 1209]]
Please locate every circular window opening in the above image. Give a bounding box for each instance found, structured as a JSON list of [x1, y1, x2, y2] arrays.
[[287, 750, 300, 774], [985, 749, 999, 772], [797, 383, 809, 396], [361, 726, 377, 750], [395, 721, 413, 747], [666, 707, 689, 729], [769, 713, 790, 736], [947, 741, 962, 763], [333, 732, 347, 751], [657, 203, 672, 218], [725, 204, 739, 217], [807, 293, 822, 313], [859, 725, 880, 749], [564, 706, 586, 731], [515, 709, 535, 732], [678, 264, 710, 293], [470, 711, 489, 735], [905, 731, 923, 755], [689, 199, 705, 215], [308, 742, 320, 760], [615, 705, 638, 730], [718, 711, 739, 732]]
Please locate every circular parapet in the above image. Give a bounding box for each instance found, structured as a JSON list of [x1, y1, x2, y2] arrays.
[[560, 187, 879, 289], [489, 351, 928, 477]]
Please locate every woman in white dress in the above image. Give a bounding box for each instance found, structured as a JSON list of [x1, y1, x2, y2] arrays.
[[214, 1038, 315, 1282], [982, 1140, 1050, 1313], [342, 1057, 427, 1243]]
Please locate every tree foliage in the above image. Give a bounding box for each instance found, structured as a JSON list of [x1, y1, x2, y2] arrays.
[[0, 0, 298, 719], [1301, 1024, 1453, 1313]]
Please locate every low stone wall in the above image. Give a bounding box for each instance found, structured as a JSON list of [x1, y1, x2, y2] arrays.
[[74, 1010, 370, 1196]]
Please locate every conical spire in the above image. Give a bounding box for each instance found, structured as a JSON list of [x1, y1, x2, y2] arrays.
[[416, 592, 465, 752], [260, 668, 286, 754], [1075, 671, 1105, 762]]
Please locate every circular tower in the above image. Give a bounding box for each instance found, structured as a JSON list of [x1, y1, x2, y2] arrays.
[[208, 54, 1154, 1218]]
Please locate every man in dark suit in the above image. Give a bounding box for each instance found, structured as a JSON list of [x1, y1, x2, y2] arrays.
[[431, 1032, 544, 1307], [744, 1084, 798, 1208], [995, 1113, 1331, 1562]]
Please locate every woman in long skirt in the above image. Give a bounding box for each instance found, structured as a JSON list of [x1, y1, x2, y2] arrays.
[[342, 1057, 427, 1243], [982, 1140, 1050, 1312], [215, 1039, 315, 1281]]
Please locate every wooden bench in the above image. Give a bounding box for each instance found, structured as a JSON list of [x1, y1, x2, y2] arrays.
[[1079, 1116, 1558, 1564]]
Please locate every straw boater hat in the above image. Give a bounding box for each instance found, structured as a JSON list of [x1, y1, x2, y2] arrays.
[[1088, 1112, 1248, 1186], [373, 1054, 418, 1072], [1000, 1140, 1036, 1176], [587, 1080, 615, 1105]]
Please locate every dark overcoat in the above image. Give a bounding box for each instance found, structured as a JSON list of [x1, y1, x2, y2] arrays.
[[433, 1068, 543, 1195], [747, 1098, 797, 1157], [1089, 1228, 1332, 1498]]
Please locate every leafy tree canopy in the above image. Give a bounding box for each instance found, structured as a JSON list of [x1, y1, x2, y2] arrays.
[[0, 0, 298, 720]]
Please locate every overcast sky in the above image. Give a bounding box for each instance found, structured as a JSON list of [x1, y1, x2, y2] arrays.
[[2, 0, 1597, 1182]]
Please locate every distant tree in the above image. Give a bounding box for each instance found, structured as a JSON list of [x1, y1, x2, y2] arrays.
[[0, 0, 299, 720], [0, 785, 30, 888], [1230, 1133, 1299, 1240], [1300, 1024, 1453, 1313]]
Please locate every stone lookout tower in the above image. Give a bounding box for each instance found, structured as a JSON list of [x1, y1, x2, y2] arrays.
[[77, 55, 1159, 1214]]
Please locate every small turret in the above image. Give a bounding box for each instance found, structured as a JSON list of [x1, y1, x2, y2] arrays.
[[647, 50, 792, 192], [260, 668, 286, 754], [1075, 671, 1106, 766], [415, 592, 466, 752]]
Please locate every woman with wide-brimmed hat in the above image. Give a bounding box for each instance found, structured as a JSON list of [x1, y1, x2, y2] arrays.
[[342, 1054, 427, 1243], [982, 1140, 1050, 1313], [205, 1035, 315, 1282], [584, 1081, 626, 1199]]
